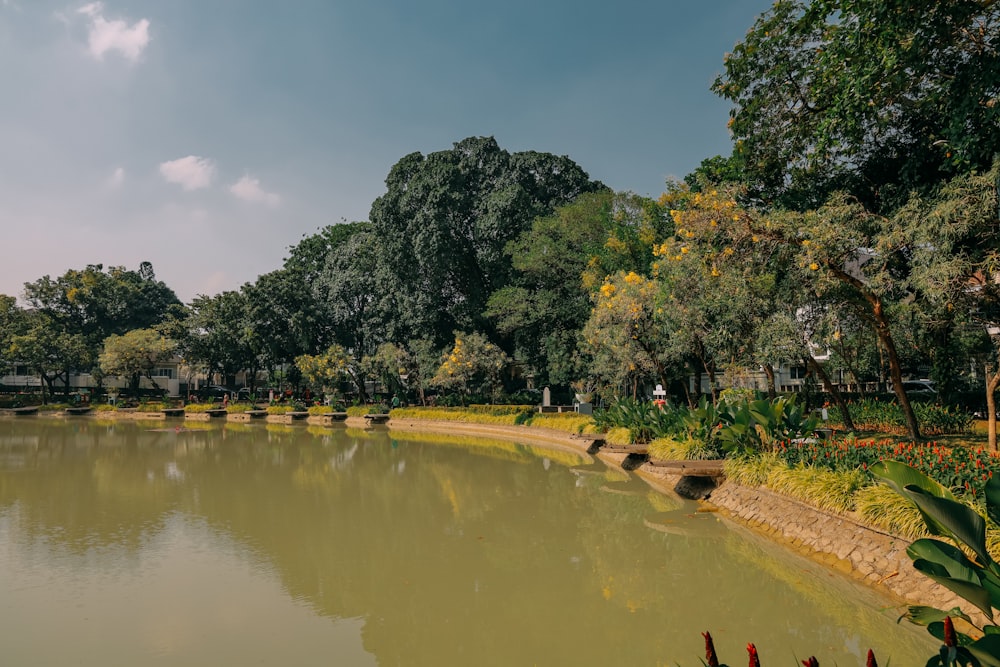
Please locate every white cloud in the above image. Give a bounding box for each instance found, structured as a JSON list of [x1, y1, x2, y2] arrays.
[[107, 166, 125, 189], [230, 174, 281, 207], [159, 156, 215, 191], [78, 2, 150, 62]]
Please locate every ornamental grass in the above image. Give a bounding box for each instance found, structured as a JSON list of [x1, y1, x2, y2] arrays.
[[764, 465, 868, 514], [647, 436, 720, 461], [853, 483, 929, 539], [527, 413, 595, 434]]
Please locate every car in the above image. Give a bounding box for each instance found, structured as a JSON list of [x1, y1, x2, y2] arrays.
[[199, 385, 232, 399], [899, 380, 936, 395]]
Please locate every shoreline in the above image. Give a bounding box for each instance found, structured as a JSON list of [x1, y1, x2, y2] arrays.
[[2, 409, 970, 620]]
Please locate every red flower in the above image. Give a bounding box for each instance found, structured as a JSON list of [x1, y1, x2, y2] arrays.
[[702, 631, 720, 667], [866, 648, 878, 667], [944, 616, 956, 648], [747, 643, 760, 667], [802, 658, 819, 667]]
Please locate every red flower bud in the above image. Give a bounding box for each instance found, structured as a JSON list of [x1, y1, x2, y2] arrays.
[[802, 658, 819, 667], [944, 616, 956, 648], [702, 631, 720, 667], [866, 648, 878, 667], [747, 643, 760, 667]]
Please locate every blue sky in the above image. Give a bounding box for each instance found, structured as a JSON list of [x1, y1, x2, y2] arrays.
[[0, 0, 771, 303]]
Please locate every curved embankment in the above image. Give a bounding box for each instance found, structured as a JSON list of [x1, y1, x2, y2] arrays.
[[381, 417, 971, 622]]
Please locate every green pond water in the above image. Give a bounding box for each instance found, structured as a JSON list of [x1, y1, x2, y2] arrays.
[[0, 418, 934, 665]]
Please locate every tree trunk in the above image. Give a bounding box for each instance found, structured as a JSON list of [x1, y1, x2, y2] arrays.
[[805, 355, 855, 431], [876, 316, 921, 440], [987, 363, 1000, 453], [826, 264, 920, 439], [763, 364, 776, 399]]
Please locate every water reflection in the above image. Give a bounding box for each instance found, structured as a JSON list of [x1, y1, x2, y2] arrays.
[[0, 418, 934, 665]]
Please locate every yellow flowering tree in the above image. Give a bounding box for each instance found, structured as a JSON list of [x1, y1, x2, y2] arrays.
[[295, 344, 363, 400], [580, 271, 675, 398], [430, 332, 508, 402], [658, 182, 914, 433]]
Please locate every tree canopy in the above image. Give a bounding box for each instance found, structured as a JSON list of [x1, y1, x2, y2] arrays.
[[369, 136, 605, 347], [714, 0, 1000, 210]]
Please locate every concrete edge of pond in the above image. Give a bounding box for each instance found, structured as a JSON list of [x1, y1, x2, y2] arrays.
[[3, 410, 978, 627]]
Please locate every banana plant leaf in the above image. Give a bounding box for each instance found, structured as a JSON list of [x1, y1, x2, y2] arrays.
[[871, 460, 956, 502], [904, 605, 972, 627], [906, 487, 989, 567], [968, 635, 1000, 667], [912, 558, 995, 620], [908, 539, 983, 586], [987, 473, 1000, 529]]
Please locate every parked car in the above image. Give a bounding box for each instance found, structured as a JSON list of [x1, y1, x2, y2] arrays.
[[899, 380, 937, 395], [199, 385, 232, 400]]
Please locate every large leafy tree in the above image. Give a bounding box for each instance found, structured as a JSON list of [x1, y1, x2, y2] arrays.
[[22, 262, 183, 364], [369, 136, 605, 348], [314, 226, 382, 361], [487, 191, 668, 387], [714, 0, 1000, 211], [904, 163, 1000, 449], [185, 291, 258, 389], [0, 294, 22, 372], [580, 271, 672, 399], [8, 311, 90, 403]]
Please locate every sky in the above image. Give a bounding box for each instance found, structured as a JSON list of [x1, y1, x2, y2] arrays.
[[0, 0, 772, 304]]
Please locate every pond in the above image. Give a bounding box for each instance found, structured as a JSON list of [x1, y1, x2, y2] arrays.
[[0, 418, 934, 665]]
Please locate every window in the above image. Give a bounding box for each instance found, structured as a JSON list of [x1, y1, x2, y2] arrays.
[[790, 366, 808, 380], [152, 368, 175, 379]]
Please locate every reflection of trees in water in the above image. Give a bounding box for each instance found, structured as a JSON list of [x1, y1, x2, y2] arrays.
[[0, 420, 180, 555], [0, 420, 932, 665]]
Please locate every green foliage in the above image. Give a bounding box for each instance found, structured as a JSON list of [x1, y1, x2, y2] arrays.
[[872, 461, 1000, 664], [854, 483, 929, 540], [775, 438, 997, 499], [430, 332, 509, 400], [369, 136, 604, 346], [714, 0, 1000, 210], [647, 436, 718, 461], [593, 397, 686, 444], [765, 464, 868, 514], [827, 399, 973, 435], [99, 328, 175, 393], [594, 394, 818, 452], [296, 343, 365, 398]]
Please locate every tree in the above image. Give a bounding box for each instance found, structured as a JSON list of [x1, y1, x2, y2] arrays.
[[904, 162, 1000, 449], [714, 0, 1000, 211], [184, 291, 257, 388], [315, 226, 382, 361], [369, 136, 605, 348], [430, 332, 509, 402], [8, 311, 90, 403], [295, 344, 364, 400], [487, 191, 667, 387], [361, 343, 411, 399], [715, 188, 922, 437], [99, 328, 176, 394], [0, 294, 22, 372], [22, 262, 183, 368], [580, 271, 672, 399]]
